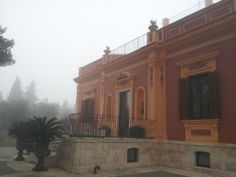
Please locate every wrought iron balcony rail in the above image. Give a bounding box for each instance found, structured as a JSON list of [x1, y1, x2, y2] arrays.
[[65, 113, 157, 139]]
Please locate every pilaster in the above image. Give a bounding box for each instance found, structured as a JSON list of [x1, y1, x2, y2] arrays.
[[99, 71, 105, 115], [147, 55, 156, 120], [155, 51, 167, 139]]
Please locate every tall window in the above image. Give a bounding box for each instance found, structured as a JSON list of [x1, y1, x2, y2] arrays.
[[179, 71, 220, 119]]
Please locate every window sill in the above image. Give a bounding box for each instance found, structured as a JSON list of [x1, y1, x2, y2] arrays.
[[182, 119, 219, 144]]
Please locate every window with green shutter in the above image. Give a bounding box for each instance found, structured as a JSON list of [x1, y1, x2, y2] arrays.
[[179, 71, 220, 120]]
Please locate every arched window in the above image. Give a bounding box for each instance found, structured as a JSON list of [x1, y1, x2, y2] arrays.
[[135, 88, 145, 120]]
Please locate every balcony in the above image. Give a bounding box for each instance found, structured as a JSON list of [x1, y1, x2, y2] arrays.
[[65, 113, 157, 139]]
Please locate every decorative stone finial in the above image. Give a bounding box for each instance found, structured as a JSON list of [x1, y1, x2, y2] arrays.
[[104, 46, 111, 55], [148, 20, 158, 32], [162, 18, 169, 27]]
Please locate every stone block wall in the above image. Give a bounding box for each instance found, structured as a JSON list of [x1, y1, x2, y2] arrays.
[[57, 137, 236, 176], [57, 138, 157, 173]]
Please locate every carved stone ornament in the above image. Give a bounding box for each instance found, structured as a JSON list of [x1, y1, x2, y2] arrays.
[[117, 72, 129, 80], [176, 52, 218, 78], [104, 46, 111, 55], [116, 72, 133, 89], [148, 20, 158, 32]]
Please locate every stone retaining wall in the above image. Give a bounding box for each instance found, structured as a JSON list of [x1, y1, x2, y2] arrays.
[[57, 137, 236, 176]]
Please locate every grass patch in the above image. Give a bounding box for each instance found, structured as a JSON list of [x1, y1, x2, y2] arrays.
[[0, 136, 16, 146]]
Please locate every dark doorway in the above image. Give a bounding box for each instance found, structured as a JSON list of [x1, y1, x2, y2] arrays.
[[81, 98, 94, 122], [118, 91, 130, 137]]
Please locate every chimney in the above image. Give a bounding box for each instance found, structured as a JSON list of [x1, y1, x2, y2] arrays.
[[205, 0, 213, 7], [162, 18, 169, 27]]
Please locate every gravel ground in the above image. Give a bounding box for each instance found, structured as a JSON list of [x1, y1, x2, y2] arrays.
[[0, 161, 18, 176], [0, 146, 17, 159]]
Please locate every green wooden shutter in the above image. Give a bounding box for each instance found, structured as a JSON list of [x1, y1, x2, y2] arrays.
[[209, 71, 221, 118], [179, 77, 189, 119]]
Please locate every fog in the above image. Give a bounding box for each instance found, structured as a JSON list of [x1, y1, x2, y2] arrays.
[[0, 0, 204, 105]]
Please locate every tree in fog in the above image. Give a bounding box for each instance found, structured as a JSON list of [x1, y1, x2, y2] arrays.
[[8, 77, 23, 102], [0, 77, 29, 135], [24, 81, 37, 105], [58, 99, 73, 119], [33, 102, 60, 118], [0, 92, 3, 102], [0, 100, 8, 136], [0, 77, 72, 135], [0, 26, 15, 66]]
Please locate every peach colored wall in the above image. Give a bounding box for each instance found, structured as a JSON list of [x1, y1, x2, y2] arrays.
[[104, 60, 148, 118]]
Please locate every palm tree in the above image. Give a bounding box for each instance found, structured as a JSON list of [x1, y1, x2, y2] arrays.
[[28, 117, 62, 171], [8, 121, 30, 161]]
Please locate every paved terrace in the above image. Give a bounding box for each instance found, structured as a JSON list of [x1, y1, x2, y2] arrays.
[[0, 147, 235, 177], [0, 159, 230, 177]]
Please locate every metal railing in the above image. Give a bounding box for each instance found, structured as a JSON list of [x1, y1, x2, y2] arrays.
[[169, 0, 222, 24], [109, 0, 222, 58], [111, 33, 148, 55], [66, 113, 157, 139]]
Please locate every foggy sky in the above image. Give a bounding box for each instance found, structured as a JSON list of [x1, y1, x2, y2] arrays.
[[0, 0, 211, 105]]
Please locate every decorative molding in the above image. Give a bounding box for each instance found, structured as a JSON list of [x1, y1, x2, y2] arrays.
[[82, 89, 95, 100], [176, 51, 218, 67], [165, 26, 181, 40], [183, 15, 207, 32], [78, 79, 100, 88], [115, 72, 134, 89], [176, 51, 218, 78], [183, 119, 219, 144], [209, 4, 233, 21]]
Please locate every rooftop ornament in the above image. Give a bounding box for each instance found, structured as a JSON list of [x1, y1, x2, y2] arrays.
[[148, 20, 158, 32], [104, 46, 111, 55]]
